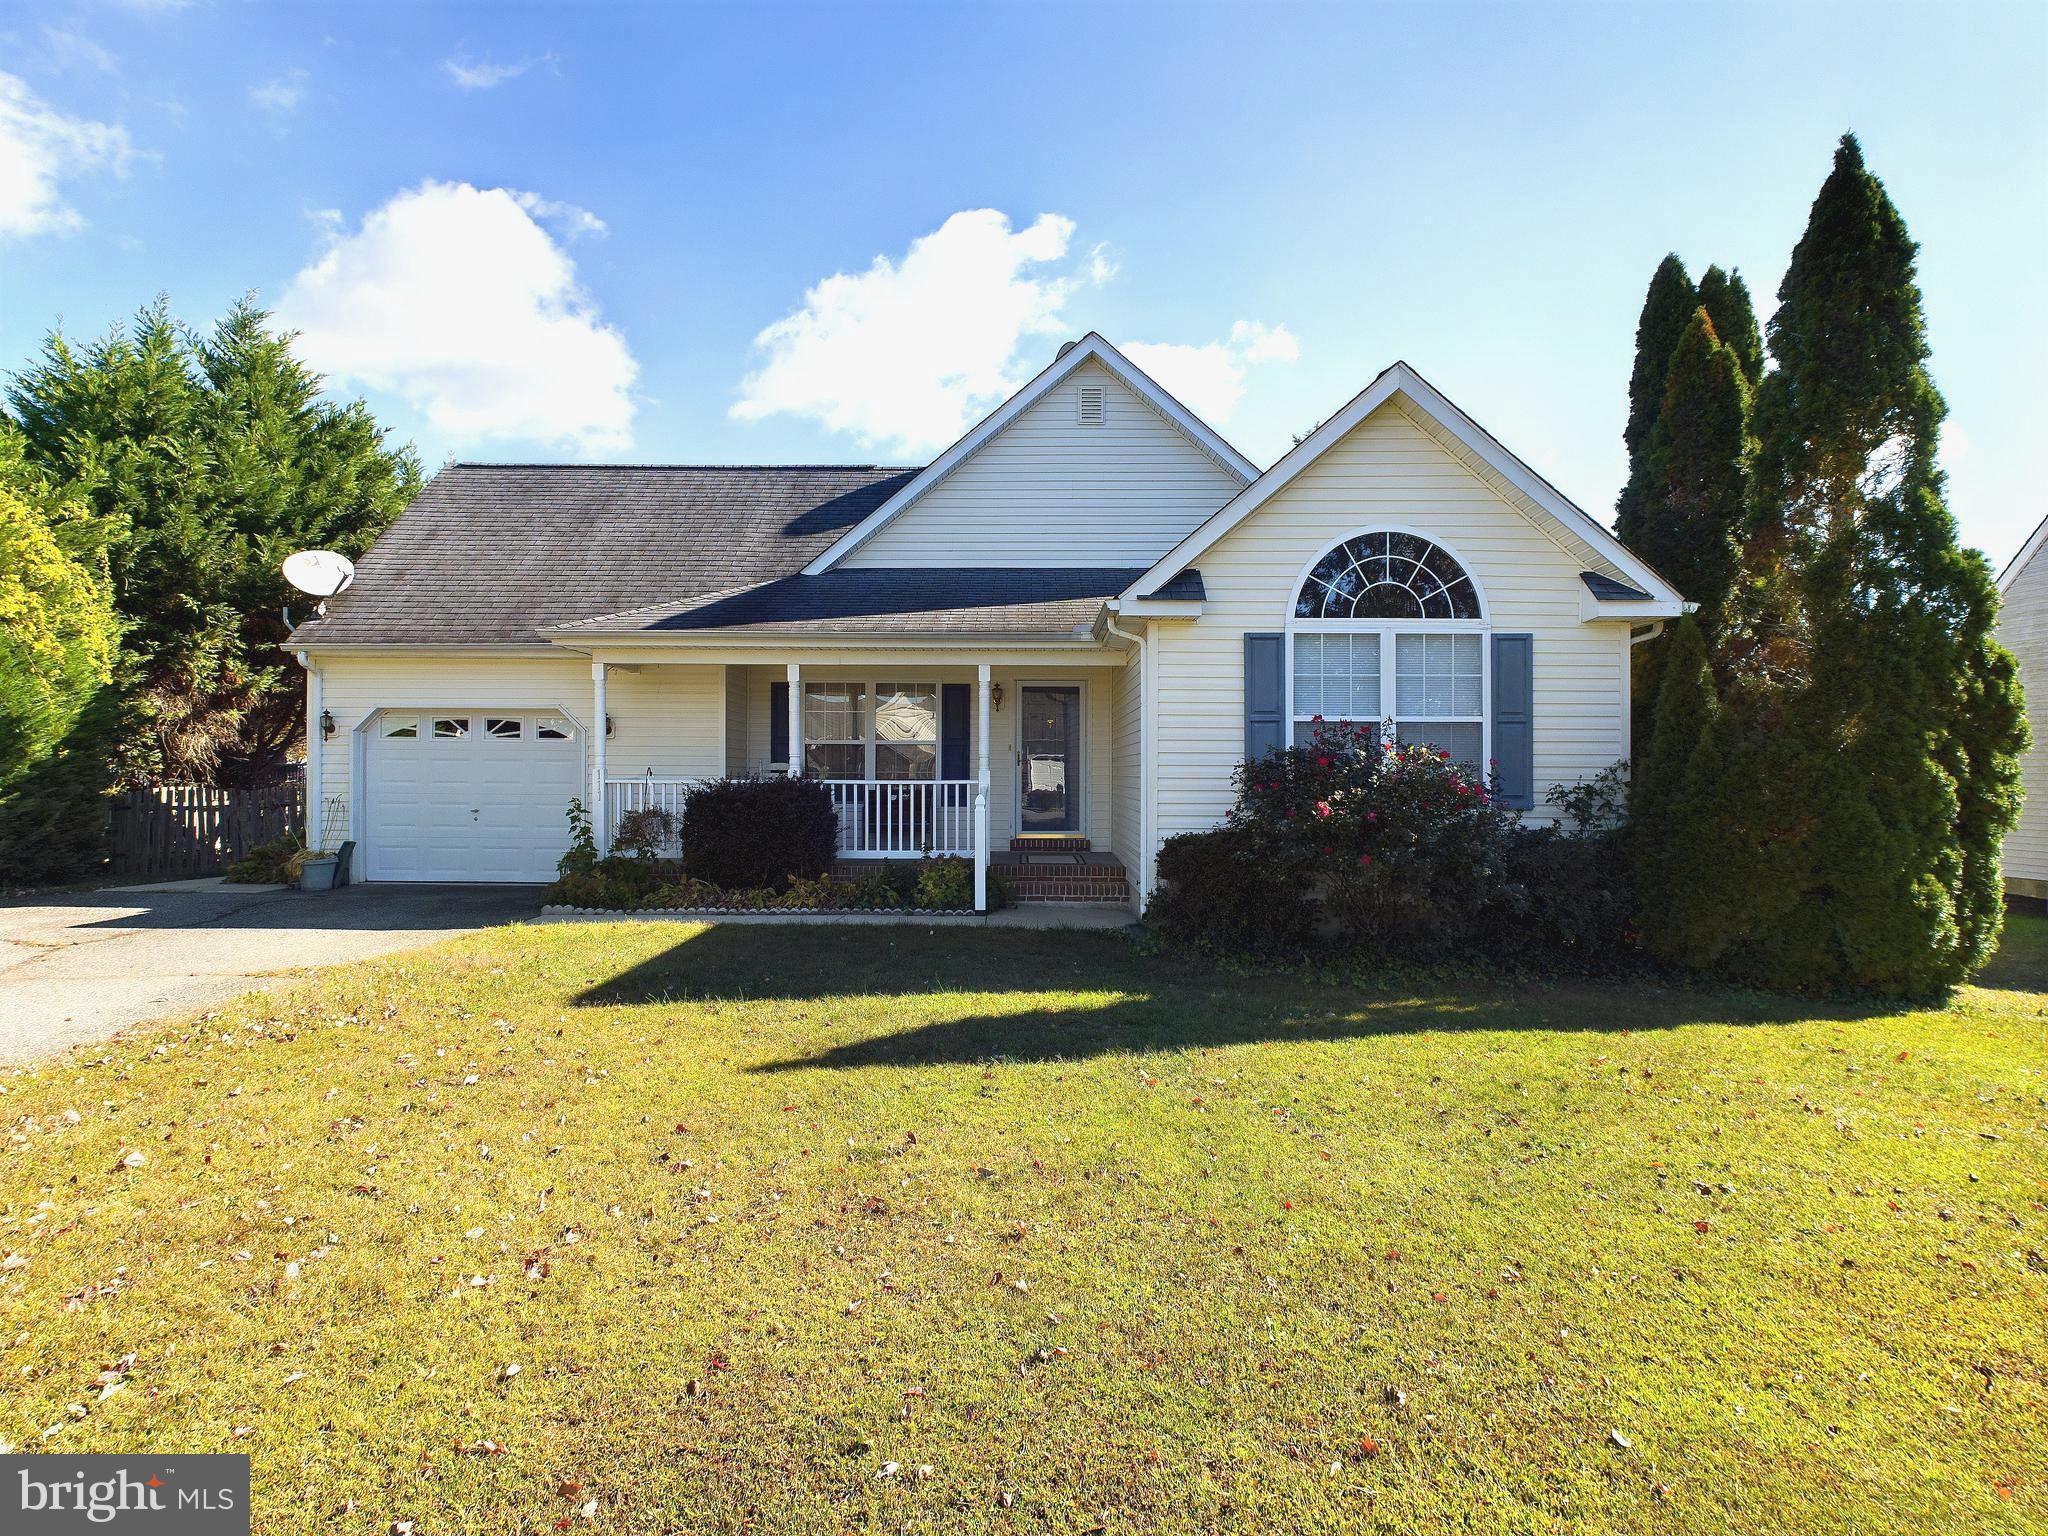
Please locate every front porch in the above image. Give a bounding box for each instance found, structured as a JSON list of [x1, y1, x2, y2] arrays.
[[584, 651, 1143, 911]]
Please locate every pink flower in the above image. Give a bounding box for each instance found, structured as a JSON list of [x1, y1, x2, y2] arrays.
[[1284, 807, 1296, 818], [1366, 811, 1378, 823], [1316, 755, 1331, 769], [1320, 845, 1333, 855], [1359, 853, 1373, 866], [1315, 800, 1332, 819]]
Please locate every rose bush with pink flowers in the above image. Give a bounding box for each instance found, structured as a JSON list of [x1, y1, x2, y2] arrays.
[[1151, 719, 1536, 960]]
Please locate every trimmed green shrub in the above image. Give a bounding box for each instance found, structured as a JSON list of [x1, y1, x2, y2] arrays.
[[915, 855, 973, 911], [680, 776, 837, 890], [1149, 824, 1317, 958]]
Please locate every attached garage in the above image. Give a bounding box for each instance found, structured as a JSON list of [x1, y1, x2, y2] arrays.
[[360, 709, 583, 882]]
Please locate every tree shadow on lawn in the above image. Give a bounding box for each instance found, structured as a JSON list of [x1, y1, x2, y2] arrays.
[[570, 922, 1895, 1073]]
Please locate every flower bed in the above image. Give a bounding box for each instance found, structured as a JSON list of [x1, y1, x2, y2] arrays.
[[541, 855, 982, 915]]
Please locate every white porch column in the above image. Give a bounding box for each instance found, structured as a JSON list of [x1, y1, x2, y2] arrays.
[[786, 662, 803, 776], [590, 659, 608, 853], [974, 663, 991, 913]]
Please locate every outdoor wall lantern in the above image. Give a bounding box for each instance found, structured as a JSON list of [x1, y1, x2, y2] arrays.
[[991, 683, 1006, 711], [606, 714, 615, 737], [320, 709, 335, 739]]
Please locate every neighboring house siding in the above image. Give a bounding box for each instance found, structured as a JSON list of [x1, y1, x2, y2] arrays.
[[1146, 403, 1631, 872], [2000, 545, 2048, 886], [312, 654, 725, 835], [843, 361, 1247, 567]]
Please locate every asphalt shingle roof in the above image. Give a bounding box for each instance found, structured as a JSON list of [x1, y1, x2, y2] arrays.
[[289, 464, 919, 646], [1579, 570, 1652, 602], [549, 568, 1150, 638]]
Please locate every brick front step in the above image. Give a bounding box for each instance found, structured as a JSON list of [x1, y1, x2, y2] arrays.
[[1008, 834, 1091, 853], [996, 873, 1131, 904]]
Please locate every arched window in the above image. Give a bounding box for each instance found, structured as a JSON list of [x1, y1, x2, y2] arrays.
[[1288, 531, 1488, 767], [1293, 531, 1482, 619]]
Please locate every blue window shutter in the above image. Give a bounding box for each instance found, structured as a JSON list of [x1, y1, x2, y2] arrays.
[[940, 683, 969, 780], [1491, 633, 1534, 808], [1244, 632, 1285, 761], [770, 681, 789, 766]]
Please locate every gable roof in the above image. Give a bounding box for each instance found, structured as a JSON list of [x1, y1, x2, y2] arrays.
[[2000, 512, 2048, 592], [289, 463, 915, 647], [1124, 361, 1686, 608], [544, 567, 1148, 640], [801, 333, 1259, 575]]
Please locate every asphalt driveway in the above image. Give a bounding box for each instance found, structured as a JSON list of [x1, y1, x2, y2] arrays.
[[0, 881, 539, 1064]]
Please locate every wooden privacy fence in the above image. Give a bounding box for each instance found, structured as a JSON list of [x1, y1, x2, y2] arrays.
[[109, 781, 305, 880]]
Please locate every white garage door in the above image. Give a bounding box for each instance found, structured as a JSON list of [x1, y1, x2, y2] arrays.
[[363, 711, 582, 882]]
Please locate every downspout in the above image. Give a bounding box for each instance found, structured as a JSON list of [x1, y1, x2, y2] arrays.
[[1103, 605, 1149, 911]]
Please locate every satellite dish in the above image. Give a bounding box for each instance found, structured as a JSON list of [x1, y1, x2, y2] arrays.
[[283, 550, 355, 599]]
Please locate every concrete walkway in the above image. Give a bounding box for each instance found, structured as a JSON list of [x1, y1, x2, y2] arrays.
[[0, 883, 538, 1064]]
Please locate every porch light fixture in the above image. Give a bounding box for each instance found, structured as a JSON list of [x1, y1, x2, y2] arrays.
[[319, 709, 335, 740], [991, 683, 1005, 711], [605, 714, 615, 737]]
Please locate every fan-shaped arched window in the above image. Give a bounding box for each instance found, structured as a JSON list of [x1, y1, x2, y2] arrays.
[[1293, 532, 1481, 620], [1287, 531, 1488, 766]]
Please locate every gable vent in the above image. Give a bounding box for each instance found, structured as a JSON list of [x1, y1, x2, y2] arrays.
[[1077, 384, 1106, 426]]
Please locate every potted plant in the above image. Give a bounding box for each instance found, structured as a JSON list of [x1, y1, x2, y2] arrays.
[[291, 846, 340, 891]]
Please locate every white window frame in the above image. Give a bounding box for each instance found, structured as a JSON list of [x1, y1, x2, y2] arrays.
[[1283, 526, 1491, 770], [801, 680, 943, 780]]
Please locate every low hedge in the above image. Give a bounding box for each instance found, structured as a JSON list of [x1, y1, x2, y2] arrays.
[[543, 855, 980, 914], [680, 776, 837, 890]]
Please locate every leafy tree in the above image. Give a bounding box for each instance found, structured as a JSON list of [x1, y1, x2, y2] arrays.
[[5, 298, 420, 785], [0, 425, 121, 882], [1614, 254, 1695, 546]]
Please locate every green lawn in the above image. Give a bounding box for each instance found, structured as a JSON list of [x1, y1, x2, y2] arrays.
[[2, 914, 2043, 1534]]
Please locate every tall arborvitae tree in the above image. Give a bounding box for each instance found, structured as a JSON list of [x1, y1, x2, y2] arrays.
[[7, 298, 420, 785], [1693, 266, 1763, 387], [1725, 134, 2023, 991], [1636, 309, 1752, 641], [1614, 254, 1696, 546]]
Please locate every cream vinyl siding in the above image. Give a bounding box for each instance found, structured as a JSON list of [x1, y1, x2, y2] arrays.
[[1146, 402, 1631, 869], [1998, 541, 2048, 885], [723, 665, 751, 776], [313, 653, 726, 836], [1109, 652, 1144, 868], [738, 662, 1115, 848], [843, 360, 1246, 568]]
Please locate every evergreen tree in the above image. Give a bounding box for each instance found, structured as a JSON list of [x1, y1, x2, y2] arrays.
[[1693, 266, 1763, 386], [1614, 254, 1695, 546], [6, 298, 421, 785], [0, 425, 122, 881], [1736, 135, 2025, 991], [1636, 308, 1751, 639], [1630, 614, 1715, 891]]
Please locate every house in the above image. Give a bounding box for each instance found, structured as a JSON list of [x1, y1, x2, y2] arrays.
[[1998, 514, 2048, 902], [287, 336, 1687, 907]]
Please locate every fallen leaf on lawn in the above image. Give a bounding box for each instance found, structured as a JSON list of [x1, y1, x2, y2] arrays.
[[1610, 1429, 1632, 1450]]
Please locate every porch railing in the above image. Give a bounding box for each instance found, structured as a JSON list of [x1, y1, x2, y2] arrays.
[[603, 776, 977, 859], [822, 779, 976, 857], [605, 776, 689, 856]]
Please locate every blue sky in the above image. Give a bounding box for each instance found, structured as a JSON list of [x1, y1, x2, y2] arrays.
[[3, 0, 2043, 566]]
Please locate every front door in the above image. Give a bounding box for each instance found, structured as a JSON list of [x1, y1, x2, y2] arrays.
[[1017, 685, 1081, 833]]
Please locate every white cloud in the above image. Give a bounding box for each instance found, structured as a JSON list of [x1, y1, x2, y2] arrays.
[[1123, 321, 1300, 426], [277, 180, 637, 454], [511, 191, 604, 239], [0, 72, 131, 239], [732, 209, 1081, 455], [249, 69, 307, 112], [442, 53, 549, 90], [1086, 241, 1120, 285], [44, 27, 120, 74]]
